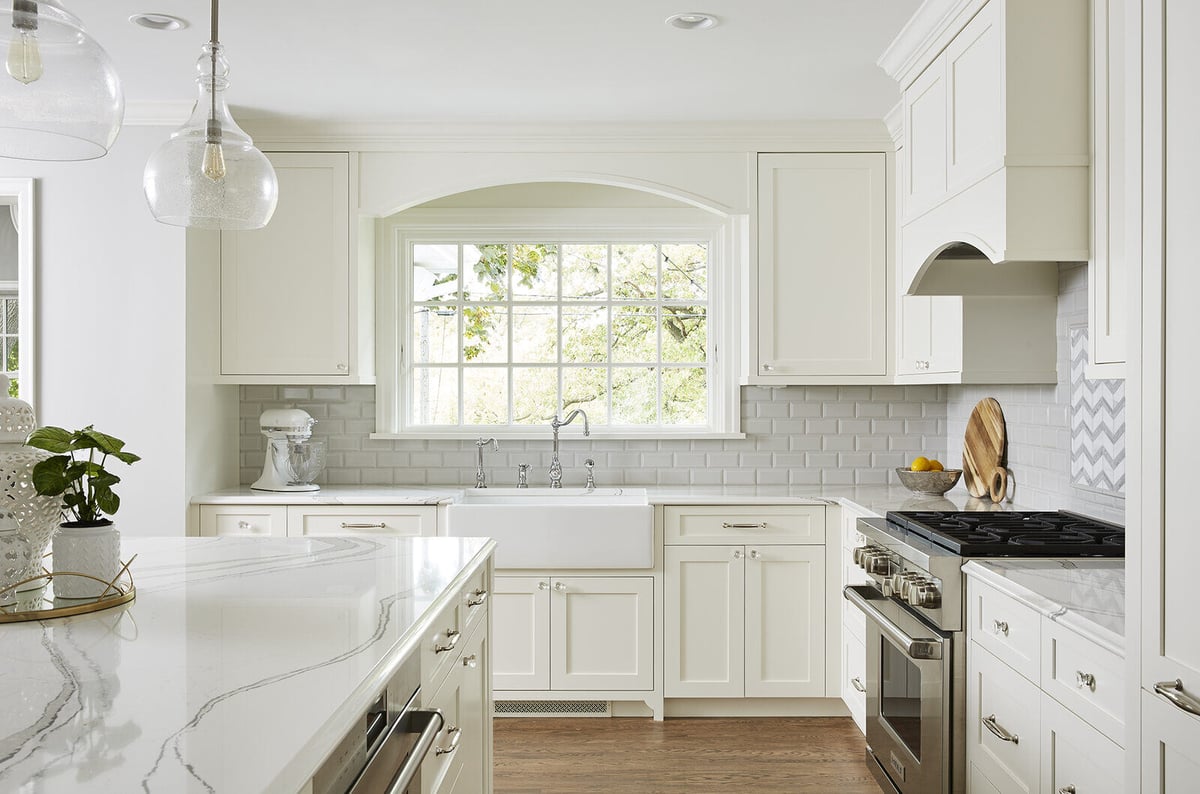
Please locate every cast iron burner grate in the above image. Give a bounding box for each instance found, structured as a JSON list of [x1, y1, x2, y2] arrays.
[[885, 511, 1125, 557]]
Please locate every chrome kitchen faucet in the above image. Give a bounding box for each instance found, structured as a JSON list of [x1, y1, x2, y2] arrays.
[[548, 409, 589, 488], [474, 437, 498, 488]]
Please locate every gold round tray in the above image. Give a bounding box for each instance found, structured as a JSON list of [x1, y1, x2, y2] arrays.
[[0, 555, 137, 623]]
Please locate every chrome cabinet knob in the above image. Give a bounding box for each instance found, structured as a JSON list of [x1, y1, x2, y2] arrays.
[[992, 619, 1010, 636], [553, 582, 567, 592], [463, 654, 478, 669], [238, 520, 250, 530], [1075, 671, 1096, 691], [537, 581, 550, 590], [1057, 787, 1077, 794], [336, 362, 348, 372], [749, 549, 760, 560], [762, 363, 774, 372], [733, 549, 743, 560]]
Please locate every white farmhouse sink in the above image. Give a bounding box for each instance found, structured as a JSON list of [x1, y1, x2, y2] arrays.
[[445, 488, 653, 569]]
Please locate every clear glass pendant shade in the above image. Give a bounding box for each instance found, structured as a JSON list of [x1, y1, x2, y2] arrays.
[[143, 43, 277, 230], [0, 0, 124, 161]]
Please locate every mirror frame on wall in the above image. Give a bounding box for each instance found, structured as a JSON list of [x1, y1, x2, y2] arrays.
[[0, 178, 35, 411]]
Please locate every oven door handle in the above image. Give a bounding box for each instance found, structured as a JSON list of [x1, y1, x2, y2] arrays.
[[843, 585, 944, 661], [350, 708, 444, 794]]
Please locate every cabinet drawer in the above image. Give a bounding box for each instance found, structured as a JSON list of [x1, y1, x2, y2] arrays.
[[969, 578, 1041, 682], [842, 631, 866, 735], [423, 644, 467, 794], [664, 505, 825, 545], [968, 642, 1041, 793], [1040, 691, 1124, 794], [198, 505, 287, 537], [460, 564, 490, 637], [421, 591, 465, 692], [842, 596, 866, 644], [286, 505, 436, 537], [1041, 620, 1124, 744]]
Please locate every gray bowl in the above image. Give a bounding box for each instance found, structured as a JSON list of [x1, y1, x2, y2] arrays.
[[895, 467, 963, 496]]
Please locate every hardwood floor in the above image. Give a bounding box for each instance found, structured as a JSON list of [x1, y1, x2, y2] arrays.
[[493, 716, 880, 793]]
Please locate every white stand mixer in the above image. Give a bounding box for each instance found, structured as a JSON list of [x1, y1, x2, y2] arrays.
[[251, 407, 324, 492]]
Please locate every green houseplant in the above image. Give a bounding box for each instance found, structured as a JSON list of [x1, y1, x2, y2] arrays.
[[27, 425, 140, 525]]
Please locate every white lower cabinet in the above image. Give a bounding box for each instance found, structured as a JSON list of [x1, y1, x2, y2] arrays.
[[665, 544, 825, 698], [839, 505, 873, 733], [965, 574, 1126, 794], [196, 504, 437, 538], [492, 575, 653, 692]]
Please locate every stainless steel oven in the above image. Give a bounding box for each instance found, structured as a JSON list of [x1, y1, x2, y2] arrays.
[[846, 585, 963, 794], [313, 652, 445, 794]]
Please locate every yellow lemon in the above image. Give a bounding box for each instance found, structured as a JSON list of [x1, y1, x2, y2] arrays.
[[928, 459, 945, 472], [910, 456, 932, 472]]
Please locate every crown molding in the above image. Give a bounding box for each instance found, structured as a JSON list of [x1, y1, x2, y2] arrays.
[[877, 0, 985, 88], [240, 119, 895, 153], [883, 101, 904, 148]]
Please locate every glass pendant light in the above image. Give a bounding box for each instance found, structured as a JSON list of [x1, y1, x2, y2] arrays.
[[0, 0, 124, 161], [143, 0, 277, 230]]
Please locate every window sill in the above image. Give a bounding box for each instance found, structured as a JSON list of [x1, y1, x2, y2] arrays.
[[369, 430, 746, 442]]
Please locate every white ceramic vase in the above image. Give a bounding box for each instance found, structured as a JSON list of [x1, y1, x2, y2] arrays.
[[52, 521, 121, 599]]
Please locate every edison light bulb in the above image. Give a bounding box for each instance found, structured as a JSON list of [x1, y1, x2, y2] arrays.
[[6, 29, 41, 84], [201, 141, 226, 181]]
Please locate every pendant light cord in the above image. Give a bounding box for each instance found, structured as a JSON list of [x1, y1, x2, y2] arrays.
[[206, 0, 220, 145]]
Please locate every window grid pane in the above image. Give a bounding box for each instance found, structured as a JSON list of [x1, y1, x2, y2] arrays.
[[407, 240, 709, 429]]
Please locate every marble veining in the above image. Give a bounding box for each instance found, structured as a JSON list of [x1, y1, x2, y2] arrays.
[[0, 535, 493, 793], [962, 558, 1125, 654]]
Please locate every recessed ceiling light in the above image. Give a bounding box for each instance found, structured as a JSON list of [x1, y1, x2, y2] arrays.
[[129, 13, 188, 31], [665, 12, 719, 30]]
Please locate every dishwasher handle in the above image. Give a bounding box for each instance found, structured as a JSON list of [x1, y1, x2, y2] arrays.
[[350, 709, 444, 794]]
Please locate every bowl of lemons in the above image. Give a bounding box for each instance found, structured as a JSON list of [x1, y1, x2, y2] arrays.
[[895, 457, 963, 496]]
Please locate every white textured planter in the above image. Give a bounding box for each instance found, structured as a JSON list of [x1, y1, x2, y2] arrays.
[[52, 522, 121, 599]]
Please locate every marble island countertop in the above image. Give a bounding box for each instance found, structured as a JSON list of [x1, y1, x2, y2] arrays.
[[962, 558, 1125, 655], [193, 483, 1031, 515], [0, 535, 495, 793]]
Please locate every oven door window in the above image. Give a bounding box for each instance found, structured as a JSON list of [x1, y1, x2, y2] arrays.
[[880, 636, 925, 760]]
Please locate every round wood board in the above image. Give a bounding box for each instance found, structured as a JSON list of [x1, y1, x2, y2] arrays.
[[962, 398, 1007, 499]]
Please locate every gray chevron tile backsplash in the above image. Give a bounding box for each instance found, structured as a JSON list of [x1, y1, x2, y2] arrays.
[[1069, 326, 1125, 494]]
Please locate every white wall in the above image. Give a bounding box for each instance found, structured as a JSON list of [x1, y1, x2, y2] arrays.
[[0, 125, 191, 536]]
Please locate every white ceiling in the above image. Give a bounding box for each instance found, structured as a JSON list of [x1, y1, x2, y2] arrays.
[[73, 0, 922, 124]]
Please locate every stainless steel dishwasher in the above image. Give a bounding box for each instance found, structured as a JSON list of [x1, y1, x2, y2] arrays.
[[312, 652, 443, 794]]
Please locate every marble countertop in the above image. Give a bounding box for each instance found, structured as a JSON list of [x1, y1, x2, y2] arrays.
[[193, 484, 1028, 515], [962, 559, 1125, 655], [0, 535, 495, 793]]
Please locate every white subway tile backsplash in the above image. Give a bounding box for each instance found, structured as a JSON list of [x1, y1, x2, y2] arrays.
[[233, 267, 1121, 525]]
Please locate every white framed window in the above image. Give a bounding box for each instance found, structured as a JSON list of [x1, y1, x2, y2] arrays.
[[375, 208, 742, 438], [0, 179, 33, 406]]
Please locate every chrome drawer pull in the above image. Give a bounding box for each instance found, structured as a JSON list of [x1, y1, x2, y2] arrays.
[[1058, 786, 1077, 794], [982, 714, 1019, 744], [466, 588, 488, 607], [340, 522, 387, 529], [992, 619, 1009, 636], [433, 629, 460, 654], [434, 726, 461, 756], [1155, 679, 1200, 716], [851, 677, 866, 693], [1075, 670, 1096, 691], [722, 522, 767, 529]]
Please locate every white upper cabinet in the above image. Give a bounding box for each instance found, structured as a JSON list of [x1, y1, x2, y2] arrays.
[[219, 152, 374, 383], [882, 0, 1090, 294], [1089, 0, 1128, 377], [753, 152, 888, 382]]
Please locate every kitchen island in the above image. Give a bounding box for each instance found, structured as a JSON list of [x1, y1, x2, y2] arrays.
[[0, 535, 495, 793]]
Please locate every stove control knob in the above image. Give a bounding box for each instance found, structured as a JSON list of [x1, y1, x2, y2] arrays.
[[866, 553, 891, 575], [896, 574, 921, 599], [907, 581, 942, 608], [853, 546, 869, 566]]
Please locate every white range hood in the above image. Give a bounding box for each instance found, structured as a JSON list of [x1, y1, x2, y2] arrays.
[[881, 0, 1090, 297]]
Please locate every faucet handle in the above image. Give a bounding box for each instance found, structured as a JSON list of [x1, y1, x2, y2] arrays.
[[584, 458, 596, 490], [517, 463, 530, 489]]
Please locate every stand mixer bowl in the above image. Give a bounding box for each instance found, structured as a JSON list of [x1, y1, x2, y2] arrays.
[[274, 439, 326, 486]]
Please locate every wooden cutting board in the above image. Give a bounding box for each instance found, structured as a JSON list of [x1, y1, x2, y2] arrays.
[[963, 398, 1007, 499]]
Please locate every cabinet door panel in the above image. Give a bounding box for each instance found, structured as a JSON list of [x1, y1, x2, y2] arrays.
[[905, 61, 948, 216], [745, 545, 825, 697], [549, 576, 653, 691], [492, 577, 549, 691], [665, 546, 744, 697], [946, 1, 1002, 188], [1142, 689, 1200, 792], [221, 152, 350, 376], [1040, 692, 1123, 794], [756, 153, 887, 377], [967, 642, 1041, 794]]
